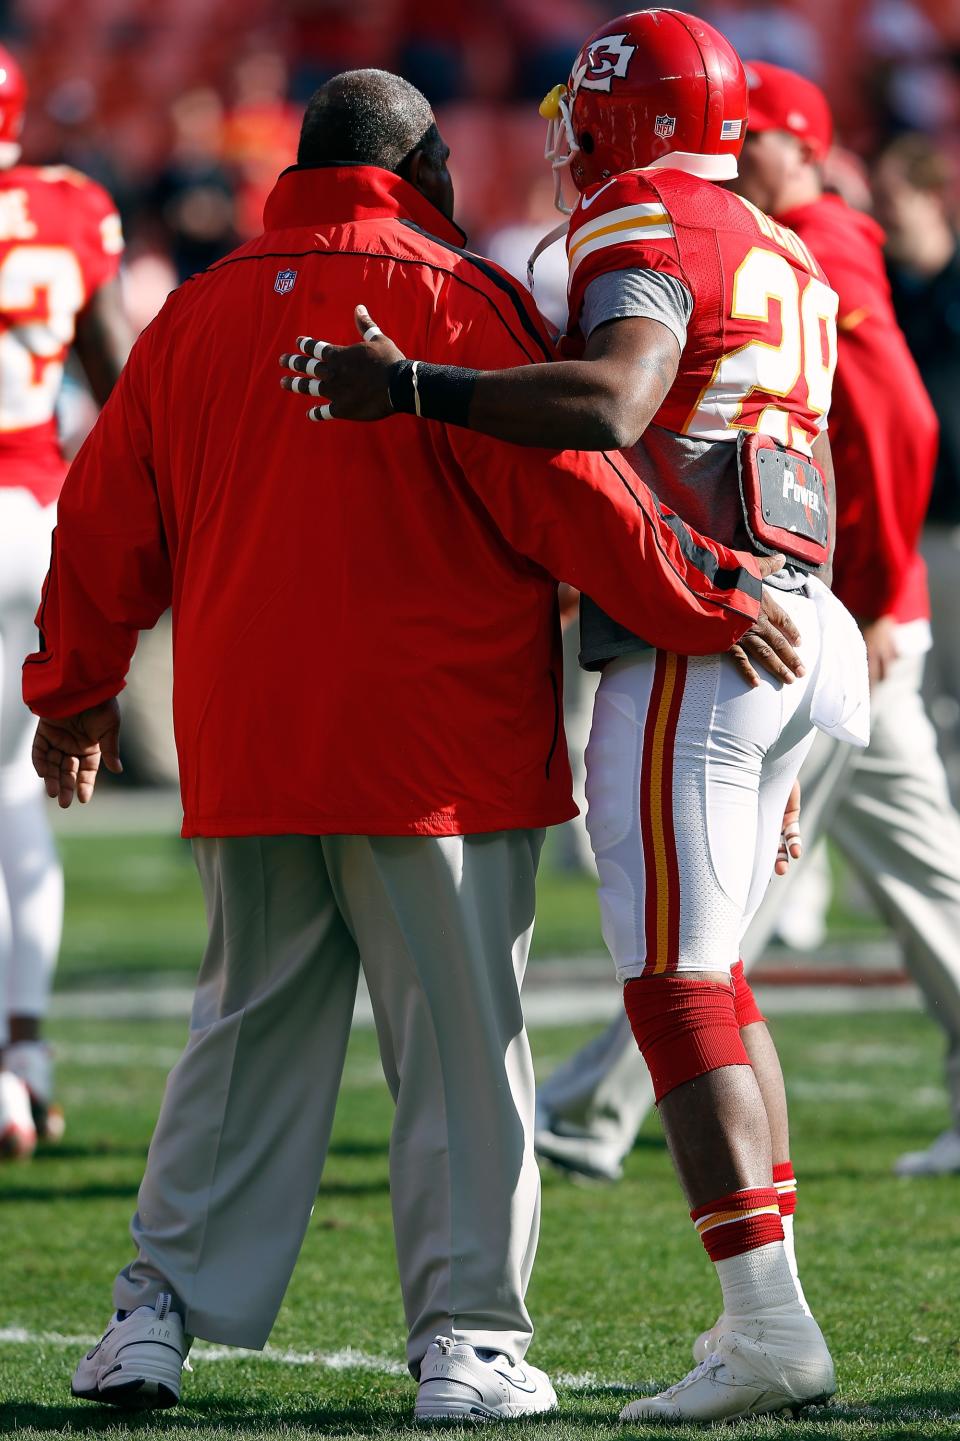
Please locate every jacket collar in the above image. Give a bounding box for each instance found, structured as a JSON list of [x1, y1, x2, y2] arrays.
[[263, 163, 467, 247]]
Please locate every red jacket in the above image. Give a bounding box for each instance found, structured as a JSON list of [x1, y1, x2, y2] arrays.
[[24, 165, 762, 838], [778, 195, 938, 625]]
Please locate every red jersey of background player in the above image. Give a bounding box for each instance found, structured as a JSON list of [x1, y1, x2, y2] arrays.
[[772, 193, 938, 629], [567, 167, 838, 452], [0, 165, 123, 506]]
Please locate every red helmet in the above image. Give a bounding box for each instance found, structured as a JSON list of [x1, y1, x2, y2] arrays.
[[542, 9, 747, 202], [0, 46, 26, 147]]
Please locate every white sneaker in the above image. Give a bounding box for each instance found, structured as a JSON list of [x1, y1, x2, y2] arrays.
[[72, 1293, 186, 1408], [894, 1129, 960, 1177], [0, 1070, 37, 1160], [414, 1336, 557, 1422], [6, 1040, 65, 1142], [620, 1313, 835, 1423]]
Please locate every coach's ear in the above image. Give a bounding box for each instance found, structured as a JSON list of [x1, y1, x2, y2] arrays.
[[401, 127, 455, 221]]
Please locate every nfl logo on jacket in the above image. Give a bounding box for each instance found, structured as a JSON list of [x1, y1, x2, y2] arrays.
[[274, 268, 297, 295], [654, 114, 676, 138]]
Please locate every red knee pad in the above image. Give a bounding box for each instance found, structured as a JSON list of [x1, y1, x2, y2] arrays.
[[731, 959, 766, 1028], [623, 975, 752, 1104]]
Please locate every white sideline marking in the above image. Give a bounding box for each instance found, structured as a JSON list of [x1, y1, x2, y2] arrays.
[[0, 1328, 635, 1390]]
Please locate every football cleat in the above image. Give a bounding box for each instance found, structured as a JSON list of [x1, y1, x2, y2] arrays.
[[894, 1128, 960, 1177], [414, 1335, 557, 1422], [691, 1314, 727, 1365], [5, 1041, 65, 1143], [620, 1313, 835, 1423], [72, 1293, 186, 1408], [0, 1070, 37, 1159]]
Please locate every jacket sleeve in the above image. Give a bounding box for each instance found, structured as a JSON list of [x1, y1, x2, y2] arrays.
[[429, 276, 762, 653], [827, 311, 938, 619], [23, 326, 172, 718], [443, 429, 762, 653]]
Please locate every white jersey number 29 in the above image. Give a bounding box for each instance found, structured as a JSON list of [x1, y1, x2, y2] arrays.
[[0, 244, 86, 432]]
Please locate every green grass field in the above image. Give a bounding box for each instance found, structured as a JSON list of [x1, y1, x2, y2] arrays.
[[1, 833, 955, 1439], [51, 831, 883, 987]]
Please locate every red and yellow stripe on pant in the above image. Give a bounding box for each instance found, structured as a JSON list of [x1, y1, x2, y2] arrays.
[[639, 651, 688, 975]]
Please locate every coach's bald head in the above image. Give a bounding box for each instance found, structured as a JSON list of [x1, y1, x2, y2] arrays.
[[297, 69, 454, 220]]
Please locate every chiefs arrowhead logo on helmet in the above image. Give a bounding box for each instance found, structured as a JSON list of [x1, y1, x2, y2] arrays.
[[571, 34, 637, 95]]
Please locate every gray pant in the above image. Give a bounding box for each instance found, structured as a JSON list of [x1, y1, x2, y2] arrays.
[[539, 651, 960, 1156], [115, 830, 544, 1368]]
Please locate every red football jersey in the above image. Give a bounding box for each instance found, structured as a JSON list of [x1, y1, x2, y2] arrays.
[[566, 168, 839, 459], [777, 195, 937, 625], [0, 164, 123, 505]]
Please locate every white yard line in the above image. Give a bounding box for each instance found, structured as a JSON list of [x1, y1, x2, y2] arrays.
[[0, 1328, 629, 1389], [51, 979, 922, 1026]]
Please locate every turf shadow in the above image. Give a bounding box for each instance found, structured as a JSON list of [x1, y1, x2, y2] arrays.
[[30, 1142, 149, 1161], [0, 1397, 411, 1434], [326, 1138, 390, 1158], [0, 1179, 141, 1202]]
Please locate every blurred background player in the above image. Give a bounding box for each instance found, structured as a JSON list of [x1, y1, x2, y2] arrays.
[[873, 134, 960, 799], [0, 44, 131, 1158], [535, 59, 960, 1185]]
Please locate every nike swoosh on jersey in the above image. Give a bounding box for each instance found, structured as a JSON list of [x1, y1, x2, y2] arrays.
[[578, 177, 619, 212]]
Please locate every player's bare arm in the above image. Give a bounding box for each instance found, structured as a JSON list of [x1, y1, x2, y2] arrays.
[[72, 277, 134, 405], [282, 303, 679, 451]]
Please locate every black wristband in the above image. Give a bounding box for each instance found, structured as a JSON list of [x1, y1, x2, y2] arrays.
[[387, 360, 416, 414], [387, 360, 480, 428]]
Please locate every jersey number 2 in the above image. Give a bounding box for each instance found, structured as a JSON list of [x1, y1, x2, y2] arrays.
[[0, 245, 86, 432]]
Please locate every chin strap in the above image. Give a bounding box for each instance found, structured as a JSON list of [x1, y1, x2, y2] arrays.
[[526, 219, 569, 294]]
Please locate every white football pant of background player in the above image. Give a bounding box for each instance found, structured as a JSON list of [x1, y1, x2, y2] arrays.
[[0, 489, 64, 1147], [538, 649, 960, 1178]]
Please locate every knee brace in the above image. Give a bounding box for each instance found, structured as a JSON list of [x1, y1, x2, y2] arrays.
[[731, 958, 766, 1029], [623, 975, 752, 1104]]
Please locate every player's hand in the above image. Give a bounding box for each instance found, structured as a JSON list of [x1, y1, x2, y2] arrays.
[[31, 698, 122, 808], [279, 305, 404, 421], [861, 614, 898, 689], [728, 554, 805, 688], [775, 780, 802, 876]]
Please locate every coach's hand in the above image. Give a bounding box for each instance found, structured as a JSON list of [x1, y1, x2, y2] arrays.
[[729, 554, 805, 688], [31, 698, 122, 808], [280, 305, 403, 420], [861, 614, 898, 689]]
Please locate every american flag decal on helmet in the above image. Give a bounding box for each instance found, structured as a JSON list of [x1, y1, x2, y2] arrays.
[[274, 269, 297, 295], [654, 115, 676, 139]]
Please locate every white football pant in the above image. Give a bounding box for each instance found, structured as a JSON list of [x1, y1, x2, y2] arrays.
[[584, 587, 825, 981], [0, 490, 63, 1046]]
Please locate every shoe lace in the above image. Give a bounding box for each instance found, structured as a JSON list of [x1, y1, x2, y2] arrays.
[[659, 1351, 725, 1401]]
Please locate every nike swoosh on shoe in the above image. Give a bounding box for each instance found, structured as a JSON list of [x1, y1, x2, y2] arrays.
[[493, 1368, 539, 1394]]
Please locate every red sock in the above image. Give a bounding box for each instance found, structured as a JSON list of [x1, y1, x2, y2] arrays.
[[691, 1186, 783, 1262], [731, 958, 765, 1028], [773, 1160, 797, 1217]]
